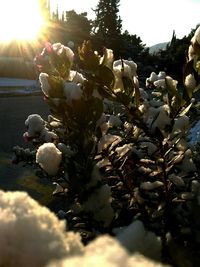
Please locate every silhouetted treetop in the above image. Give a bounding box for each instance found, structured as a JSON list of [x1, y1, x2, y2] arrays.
[[93, 0, 122, 37]]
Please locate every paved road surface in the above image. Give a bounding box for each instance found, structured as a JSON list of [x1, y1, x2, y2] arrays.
[[0, 94, 56, 207], [0, 95, 49, 152]]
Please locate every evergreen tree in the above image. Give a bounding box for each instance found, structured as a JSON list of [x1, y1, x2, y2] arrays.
[[156, 30, 191, 81], [120, 30, 147, 61], [52, 4, 59, 21], [92, 0, 122, 56], [64, 10, 92, 46]]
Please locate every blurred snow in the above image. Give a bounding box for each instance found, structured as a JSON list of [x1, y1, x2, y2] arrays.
[[188, 120, 200, 146]]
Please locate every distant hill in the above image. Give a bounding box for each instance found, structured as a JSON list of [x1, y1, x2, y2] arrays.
[[149, 42, 169, 54]]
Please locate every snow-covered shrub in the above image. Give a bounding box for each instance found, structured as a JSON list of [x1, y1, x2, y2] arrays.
[[146, 71, 166, 88], [116, 220, 161, 260], [113, 59, 138, 93], [25, 114, 45, 136], [13, 29, 200, 266], [184, 25, 200, 99], [63, 81, 83, 105], [52, 42, 74, 67], [100, 48, 114, 69], [24, 114, 58, 142], [82, 184, 114, 227], [68, 70, 86, 84], [21, 41, 115, 228]]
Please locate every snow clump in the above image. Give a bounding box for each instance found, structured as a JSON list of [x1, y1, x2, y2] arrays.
[[0, 190, 83, 267], [47, 234, 167, 267], [36, 142, 62, 176]]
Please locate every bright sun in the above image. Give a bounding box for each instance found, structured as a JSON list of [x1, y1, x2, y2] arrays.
[[0, 0, 44, 42]]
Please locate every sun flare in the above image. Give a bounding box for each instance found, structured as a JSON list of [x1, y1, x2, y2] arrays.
[[0, 0, 44, 42]]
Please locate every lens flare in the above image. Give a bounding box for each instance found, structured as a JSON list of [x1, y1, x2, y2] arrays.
[[0, 0, 44, 42]]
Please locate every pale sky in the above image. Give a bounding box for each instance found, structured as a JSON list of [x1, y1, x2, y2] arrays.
[[50, 0, 200, 47]]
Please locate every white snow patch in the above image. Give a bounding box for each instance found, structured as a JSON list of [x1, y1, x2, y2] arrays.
[[0, 78, 39, 96]]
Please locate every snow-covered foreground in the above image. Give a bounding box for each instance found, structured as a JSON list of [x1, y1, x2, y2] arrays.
[[0, 189, 166, 267]]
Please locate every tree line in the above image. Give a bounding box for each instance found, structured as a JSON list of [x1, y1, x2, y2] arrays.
[[0, 0, 199, 81], [42, 0, 199, 81]]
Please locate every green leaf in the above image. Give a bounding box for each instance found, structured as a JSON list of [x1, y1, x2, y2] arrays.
[[96, 85, 115, 100], [47, 76, 64, 98], [193, 57, 200, 75], [70, 97, 103, 131], [115, 91, 131, 106], [78, 40, 100, 71], [168, 240, 197, 267], [46, 98, 67, 120], [122, 76, 134, 97], [98, 65, 115, 89], [133, 77, 140, 108], [169, 92, 184, 116]]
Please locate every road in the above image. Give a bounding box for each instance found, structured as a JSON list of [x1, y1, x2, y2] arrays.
[[0, 94, 56, 207], [0, 95, 49, 152]]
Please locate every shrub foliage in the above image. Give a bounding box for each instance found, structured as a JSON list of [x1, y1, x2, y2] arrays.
[[13, 26, 200, 266]]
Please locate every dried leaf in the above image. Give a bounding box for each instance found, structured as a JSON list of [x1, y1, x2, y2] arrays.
[[169, 174, 185, 187], [140, 181, 164, 190], [52, 182, 65, 195], [179, 102, 193, 117], [180, 192, 195, 200]]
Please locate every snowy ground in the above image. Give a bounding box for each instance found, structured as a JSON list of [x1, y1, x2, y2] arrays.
[[0, 78, 40, 96]]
